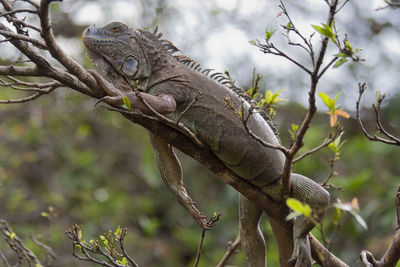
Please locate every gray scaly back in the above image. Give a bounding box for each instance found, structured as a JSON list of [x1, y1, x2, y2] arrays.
[[151, 27, 280, 139]]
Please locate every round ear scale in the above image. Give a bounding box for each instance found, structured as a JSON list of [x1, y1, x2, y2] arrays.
[[121, 57, 138, 77]]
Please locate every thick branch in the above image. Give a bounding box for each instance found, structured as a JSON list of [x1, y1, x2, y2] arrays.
[[310, 234, 349, 267], [38, 0, 98, 91]]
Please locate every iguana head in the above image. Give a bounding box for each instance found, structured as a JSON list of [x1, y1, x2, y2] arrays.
[[83, 22, 156, 91]]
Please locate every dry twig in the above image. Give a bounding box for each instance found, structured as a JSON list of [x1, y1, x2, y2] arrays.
[[356, 83, 400, 146]]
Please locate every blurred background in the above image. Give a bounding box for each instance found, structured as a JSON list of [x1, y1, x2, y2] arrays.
[[0, 0, 400, 266]]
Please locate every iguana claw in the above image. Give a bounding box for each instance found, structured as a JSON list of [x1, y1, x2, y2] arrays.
[[95, 96, 110, 107], [196, 217, 213, 230]]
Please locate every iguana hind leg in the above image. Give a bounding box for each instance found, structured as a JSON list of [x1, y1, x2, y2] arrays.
[[149, 133, 212, 230], [260, 173, 329, 266], [239, 194, 266, 267], [289, 173, 330, 265]]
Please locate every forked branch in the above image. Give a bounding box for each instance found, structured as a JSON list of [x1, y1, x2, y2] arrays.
[[356, 83, 400, 146]]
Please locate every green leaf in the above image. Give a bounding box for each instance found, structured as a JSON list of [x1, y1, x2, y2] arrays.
[[333, 92, 342, 104], [265, 90, 272, 103], [9, 232, 15, 240], [249, 40, 257, 46], [329, 132, 346, 153], [344, 40, 353, 53], [334, 58, 347, 68], [115, 226, 121, 236], [271, 89, 283, 102], [122, 97, 131, 110], [99, 235, 109, 246], [286, 22, 292, 32], [265, 28, 276, 41], [312, 24, 333, 39], [286, 198, 311, 217], [318, 92, 333, 109], [334, 52, 348, 58], [117, 257, 129, 266]]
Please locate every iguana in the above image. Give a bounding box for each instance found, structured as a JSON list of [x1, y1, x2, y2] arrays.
[[82, 22, 330, 267]]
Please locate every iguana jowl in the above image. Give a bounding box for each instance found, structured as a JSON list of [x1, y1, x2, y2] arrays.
[[82, 22, 330, 266]]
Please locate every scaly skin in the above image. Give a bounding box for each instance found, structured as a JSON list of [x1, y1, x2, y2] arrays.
[[83, 22, 330, 266]]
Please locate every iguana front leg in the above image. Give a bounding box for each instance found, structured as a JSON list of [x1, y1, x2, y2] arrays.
[[89, 70, 210, 229], [150, 133, 212, 230], [89, 70, 176, 115]]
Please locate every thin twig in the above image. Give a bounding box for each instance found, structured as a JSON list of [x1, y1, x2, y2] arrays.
[[30, 235, 57, 265], [0, 220, 43, 266], [336, 0, 350, 13], [216, 235, 241, 267], [242, 109, 289, 154], [356, 83, 400, 146], [317, 56, 338, 80], [258, 42, 312, 75], [138, 95, 204, 148], [322, 154, 337, 186], [117, 228, 139, 267], [16, 0, 40, 9], [279, 0, 315, 65], [0, 77, 61, 103], [176, 91, 202, 124], [0, 29, 47, 49], [65, 225, 139, 267], [327, 214, 349, 250], [194, 214, 221, 267], [0, 252, 11, 267], [293, 129, 341, 163], [373, 96, 400, 144], [0, 8, 38, 17]]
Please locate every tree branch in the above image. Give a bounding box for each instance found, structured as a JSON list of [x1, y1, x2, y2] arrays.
[[356, 82, 400, 146], [293, 128, 342, 163], [281, 0, 339, 198], [0, 220, 44, 266], [310, 234, 349, 267], [0, 29, 47, 49], [216, 235, 241, 267], [38, 0, 98, 91]]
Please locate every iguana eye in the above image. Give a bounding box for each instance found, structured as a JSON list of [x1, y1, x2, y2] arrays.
[[121, 57, 138, 76], [111, 25, 121, 32]]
